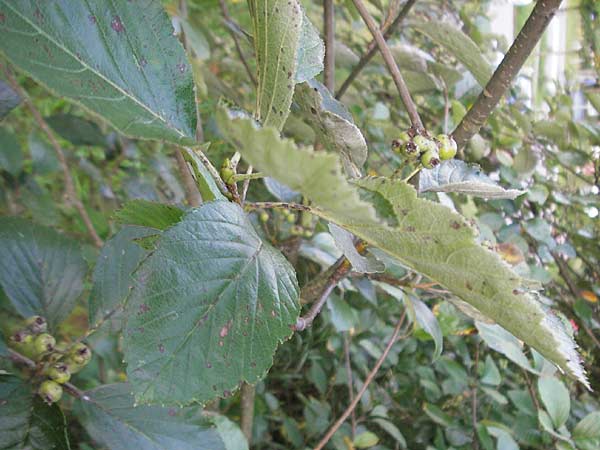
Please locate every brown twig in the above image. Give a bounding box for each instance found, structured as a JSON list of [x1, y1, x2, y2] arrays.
[[294, 256, 352, 331], [351, 0, 423, 129], [336, 0, 417, 99], [324, 0, 336, 92], [245, 201, 314, 213], [452, 0, 563, 149], [2, 66, 103, 248], [313, 310, 407, 450], [241, 165, 253, 203], [240, 382, 256, 444], [218, 0, 257, 86], [343, 333, 357, 439]]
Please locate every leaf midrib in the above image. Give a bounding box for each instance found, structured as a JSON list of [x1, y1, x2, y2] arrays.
[[2, 1, 185, 139]]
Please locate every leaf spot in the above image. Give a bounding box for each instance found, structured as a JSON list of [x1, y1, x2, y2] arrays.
[[111, 16, 124, 33]]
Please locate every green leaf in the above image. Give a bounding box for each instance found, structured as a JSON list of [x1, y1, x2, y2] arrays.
[[209, 414, 249, 450], [295, 11, 325, 83], [123, 201, 299, 405], [413, 21, 492, 87], [295, 79, 367, 177], [573, 411, 600, 450], [217, 108, 379, 227], [0, 79, 21, 120], [45, 114, 106, 147], [419, 160, 524, 199], [249, 0, 323, 130], [0, 217, 86, 329], [180, 19, 210, 61], [329, 224, 384, 274], [0, 0, 197, 144], [0, 375, 70, 450], [114, 200, 184, 231], [406, 295, 443, 360], [480, 355, 501, 386], [538, 376, 570, 429], [354, 431, 379, 448], [75, 383, 226, 450], [89, 226, 155, 328], [181, 145, 226, 202], [476, 322, 534, 372], [217, 111, 588, 388], [29, 133, 59, 174], [0, 127, 23, 176]]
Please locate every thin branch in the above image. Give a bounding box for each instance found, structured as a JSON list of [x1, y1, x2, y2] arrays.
[[185, 146, 230, 197], [313, 310, 407, 450], [241, 165, 253, 203], [240, 382, 256, 444], [452, 0, 563, 149], [2, 66, 103, 248], [343, 333, 357, 439], [324, 0, 336, 92], [294, 256, 351, 331], [219, 0, 257, 86], [351, 0, 423, 129], [336, 0, 417, 99], [175, 148, 202, 206]]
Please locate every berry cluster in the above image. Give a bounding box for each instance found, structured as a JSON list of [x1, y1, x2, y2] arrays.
[[392, 130, 457, 169], [8, 315, 92, 404], [259, 208, 313, 238]]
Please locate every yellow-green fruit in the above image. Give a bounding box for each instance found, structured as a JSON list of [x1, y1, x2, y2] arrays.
[[391, 131, 411, 153], [63, 357, 87, 374], [33, 333, 56, 355], [421, 150, 441, 169], [69, 343, 91, 365], [401, 141, 419, 158], [259, 211, 269, 223], [303, 229, 313, 238], [25, 316, 47, 334], [39, 380, 63, 404], [286, 213, 296, 223], [413, 135, 437, 154], [11, 331, 37, 358], [290, 225, 303, 236], [436, 134, 457, 160], [220, 167, 234, 184], [45, 363, 71, 384]]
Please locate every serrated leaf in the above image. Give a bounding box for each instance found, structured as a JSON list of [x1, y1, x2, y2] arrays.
[[75, 383, 225, 450], [216, 110, 588, 388], [0, 0, 197, 144], [329, 224, 384, 273], [181, 145, 226, 202], [89, 226, 155, 328], [295, 11, 325, 83], [217, 108, 379, 226], [114, 200, 184, 231], [0, 217, 86, 329], [295, 79, 367, 177], [249, 0, 302, 130], [0, 126, 22, 176], [538, 376, 570, 429], [413, 21, 492, 87], [123, 201, 299, 405], [419, 160, 524, 199], [0, 78, 20, 120], [0, 376, 70, 450]]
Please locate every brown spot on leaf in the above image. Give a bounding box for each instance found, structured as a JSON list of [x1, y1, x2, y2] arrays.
[[111, 16, 124, 33], [168, 408, 177, 416], [158, 343, 165, 353], [451, 221, 461, 230], [88, 14, 96, 24]]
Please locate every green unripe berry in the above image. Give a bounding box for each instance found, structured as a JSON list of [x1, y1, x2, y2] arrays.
[[45, 363, 71, 384], [25, 316, 48, 334], [259, 212, 269, 223], [303, 229, 313, 238], [220, 167, 234, 184], [401, 141, 419, 158], [286, 213, 296, 223], [69, 343, 91, 365], [33, 333, 56, 355], [63, 357, 87, 374], [290, 225, 303, 236], [420, 150, 441, 169], [436, 134, 457, 160], [391, 131, 411, 153], [39, 380, 63, 404], [413, 135, 437, 154]]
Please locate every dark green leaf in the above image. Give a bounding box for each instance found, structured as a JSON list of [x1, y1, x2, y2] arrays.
[[0, 127, 22, 176], [0, 79, 21, 120], [537, 376, 570, 429], [76, 383, 225, 450], [0, 217, 86, 329], [123, 202, 299, 405], [89, 226, 155, 328], [29, 133, 60, 174], [0, 0, 197, 144], [114, 200, 184, 231], [0, 375, 70, 450], [45, 114, 106, 147], [573, 411, 600, 450]]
